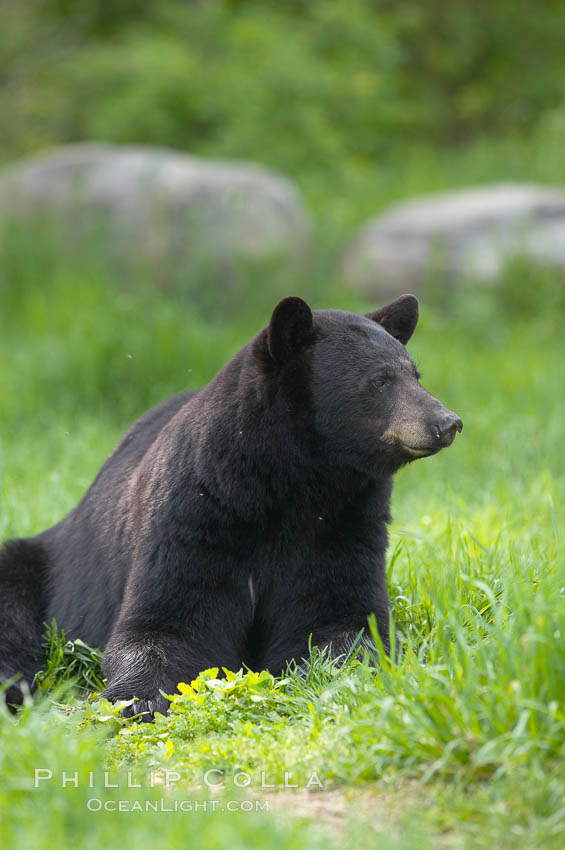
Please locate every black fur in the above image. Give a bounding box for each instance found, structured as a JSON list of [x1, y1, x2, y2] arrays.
[[0, 295, 461, 718]]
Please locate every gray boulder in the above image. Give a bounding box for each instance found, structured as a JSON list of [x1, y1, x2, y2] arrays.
[[0, 143, 311, 273], [342, 184, 565, 297]]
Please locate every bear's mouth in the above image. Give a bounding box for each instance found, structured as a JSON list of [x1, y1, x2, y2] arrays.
[[403, 444, 441, 458]]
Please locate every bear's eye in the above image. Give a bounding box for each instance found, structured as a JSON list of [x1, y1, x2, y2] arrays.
[[374, 379, 386, 388]]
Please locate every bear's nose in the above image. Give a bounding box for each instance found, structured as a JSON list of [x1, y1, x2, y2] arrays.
[[436, 414, 463, 447]]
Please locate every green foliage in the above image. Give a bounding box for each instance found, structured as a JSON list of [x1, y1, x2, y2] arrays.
[[2, 702, 392, 850], [171, 667, 290, 713], [34, 619, 105, 697]]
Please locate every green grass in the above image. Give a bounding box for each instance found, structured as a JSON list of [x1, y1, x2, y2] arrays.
[[1, 232, 565, 848]]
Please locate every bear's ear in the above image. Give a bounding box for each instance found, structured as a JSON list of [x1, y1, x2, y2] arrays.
[[267, 296, 314, 362], [366, 294, 419, 345]]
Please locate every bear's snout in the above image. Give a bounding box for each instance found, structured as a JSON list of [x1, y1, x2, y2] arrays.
[[435, 413, 463, 448]]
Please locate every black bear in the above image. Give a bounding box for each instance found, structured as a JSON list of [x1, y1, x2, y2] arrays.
[[0, 295, 461, 719]]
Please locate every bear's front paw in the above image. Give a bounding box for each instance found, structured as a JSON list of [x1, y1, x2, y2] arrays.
[[101, 685, 170, 722], [118, 693, 170, 722]]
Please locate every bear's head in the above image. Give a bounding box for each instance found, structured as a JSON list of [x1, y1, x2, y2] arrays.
[[266, 294, 462, 475]]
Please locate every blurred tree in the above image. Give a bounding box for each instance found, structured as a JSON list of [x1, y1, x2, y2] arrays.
[[0, 0, 564, 183], [42, 0, 156, 36]]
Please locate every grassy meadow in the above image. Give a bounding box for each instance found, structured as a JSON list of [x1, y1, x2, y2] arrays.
[[1, 225, 565, 849]]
